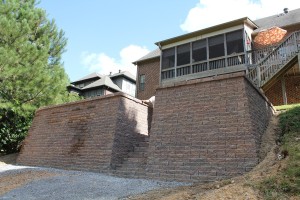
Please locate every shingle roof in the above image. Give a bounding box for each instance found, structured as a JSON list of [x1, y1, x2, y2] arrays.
[[254, 8, 300, 33], [109, 71, 136, 82], [133, 48, 160, 64], [82, 75, 121, 92], [71, 72, 102, 84]]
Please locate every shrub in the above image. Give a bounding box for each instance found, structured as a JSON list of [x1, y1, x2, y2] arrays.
[[0, 108, 33, 154]]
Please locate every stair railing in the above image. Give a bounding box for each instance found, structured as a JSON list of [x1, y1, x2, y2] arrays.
[[247, 31, 300, 87]]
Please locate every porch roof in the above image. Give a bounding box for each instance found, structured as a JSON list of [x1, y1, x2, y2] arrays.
[[155, 17, 257, 47]]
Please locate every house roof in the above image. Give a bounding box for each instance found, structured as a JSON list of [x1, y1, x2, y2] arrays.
[[253, 8, 300, 33], [133, 48, 160, 64], [71, 72, 102, 84], [82, 75, 121, 92], [155, 17, 258, 47], [109, 71, 136, 82]]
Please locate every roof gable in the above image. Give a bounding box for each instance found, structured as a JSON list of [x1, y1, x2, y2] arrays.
[[71, 72, 102, 84], [109, 71, 136, 82], [82, 75, 121, 92], [133, 48, 160, 64]]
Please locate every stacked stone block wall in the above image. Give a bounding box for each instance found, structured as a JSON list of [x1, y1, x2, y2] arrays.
[[17, 93, 149, 172], [18, 73, 273, 183], [146, 72, 273, 182]]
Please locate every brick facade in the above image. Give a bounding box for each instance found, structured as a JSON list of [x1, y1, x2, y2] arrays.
[[146, 72, 273, 182], [264, 79, 284, 106], [265, 75, 300, 106], [17, 93, 150, 172], [136, 58, 160, 100]]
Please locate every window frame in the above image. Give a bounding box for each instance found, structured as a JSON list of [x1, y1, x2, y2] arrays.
[[139, 74, 145, 91]]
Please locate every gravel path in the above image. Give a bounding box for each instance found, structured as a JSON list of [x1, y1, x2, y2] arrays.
[[0, 165, 187, 200]]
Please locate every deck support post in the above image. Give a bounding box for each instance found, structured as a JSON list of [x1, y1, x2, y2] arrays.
[[281, 77, 288, 105]]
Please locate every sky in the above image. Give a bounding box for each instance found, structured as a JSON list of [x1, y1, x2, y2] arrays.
[[38, 0, 300, 82]]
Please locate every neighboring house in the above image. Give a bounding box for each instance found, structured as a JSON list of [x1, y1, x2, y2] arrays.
[[68, 70, 136, 98], [134, 8, 300, 105]]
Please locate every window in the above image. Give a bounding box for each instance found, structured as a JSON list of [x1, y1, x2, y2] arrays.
[[177, 43, 190, 66], [226, 30, 244, 55], [162, 47, 175, 69], [209, 34, 225, 59], [84, 89, 103, 98], [122, 79, 136, 97], [139, 74, 145, 91], [192, 39, 207, 62]]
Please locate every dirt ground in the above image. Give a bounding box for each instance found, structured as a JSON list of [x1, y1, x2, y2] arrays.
[[0, 153, 58, 196], [0, 115, 295, 199]]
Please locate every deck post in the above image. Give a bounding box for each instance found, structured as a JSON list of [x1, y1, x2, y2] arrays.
[[256, 66, 261, 87], [281, 77, 288, 105]]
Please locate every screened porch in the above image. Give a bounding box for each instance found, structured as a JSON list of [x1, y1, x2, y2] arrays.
[[160, 29, 251, 81]]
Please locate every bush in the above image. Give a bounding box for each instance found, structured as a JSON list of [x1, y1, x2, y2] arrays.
[[0, 108, 33, 154]]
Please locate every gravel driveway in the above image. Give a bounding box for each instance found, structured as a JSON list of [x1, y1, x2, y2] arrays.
[[0, 165, 186, 200]]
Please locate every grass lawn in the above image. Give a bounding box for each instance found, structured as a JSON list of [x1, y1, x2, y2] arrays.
[[258, 105, 300, 199], [274, 103, 300, 111]]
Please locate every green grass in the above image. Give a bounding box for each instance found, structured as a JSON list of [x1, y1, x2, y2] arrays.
[[258, 105, 300, 199], [275, 103, 300, 111]]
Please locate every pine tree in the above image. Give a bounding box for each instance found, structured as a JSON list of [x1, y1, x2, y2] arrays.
[[0, 0, 78, 153], [0, 0, 75, 109]]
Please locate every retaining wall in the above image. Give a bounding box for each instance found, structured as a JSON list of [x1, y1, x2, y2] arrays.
[[17, 93, 149, 172], [146, 72, 273, 182], [18, 72, 273, 182]]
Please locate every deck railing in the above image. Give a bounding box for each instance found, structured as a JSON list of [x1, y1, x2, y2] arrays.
[[161, 53, 246, 80], [161, 31, 300, 86], [246, 31, 300, 87]]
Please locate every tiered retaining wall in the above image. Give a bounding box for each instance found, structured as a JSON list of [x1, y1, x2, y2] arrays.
[[18, 72, 273, 182]]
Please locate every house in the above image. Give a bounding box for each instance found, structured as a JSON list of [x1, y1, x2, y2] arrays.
[[134, 8, 300, 106], [68, 70, 136, 98], [17, 8, 299, 183]]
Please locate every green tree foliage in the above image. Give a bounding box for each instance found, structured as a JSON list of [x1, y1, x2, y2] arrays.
[[0, 0, 79, 153]]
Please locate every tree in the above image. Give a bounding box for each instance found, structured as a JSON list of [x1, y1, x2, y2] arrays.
[[0, 0, 79, 153]]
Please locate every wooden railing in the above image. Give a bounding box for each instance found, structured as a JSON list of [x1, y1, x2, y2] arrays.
[[247, 31, 300, 87], [161, 53, 246, 80]]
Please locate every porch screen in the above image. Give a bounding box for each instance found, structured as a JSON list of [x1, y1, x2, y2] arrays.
[[192, 39, 207, 62], [177, 43, 190, 66], [226, 30, 244, 55], [162, 47, 175, 69], [209, 35, 224, 59]]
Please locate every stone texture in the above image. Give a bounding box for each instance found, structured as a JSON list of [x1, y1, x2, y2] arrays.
[[18, 73, 273, 183], [17, 93, 150, 173], [146, 72, 273, 182]]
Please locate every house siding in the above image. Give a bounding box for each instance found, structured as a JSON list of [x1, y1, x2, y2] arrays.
[[136, 58, 160, 100]]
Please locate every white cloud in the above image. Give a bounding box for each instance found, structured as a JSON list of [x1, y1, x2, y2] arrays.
[[180, 0, 300, 32], [81, 45, 150, 77]]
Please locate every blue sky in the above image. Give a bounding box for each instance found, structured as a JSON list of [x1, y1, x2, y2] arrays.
[[38, 0, 300, 82]]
